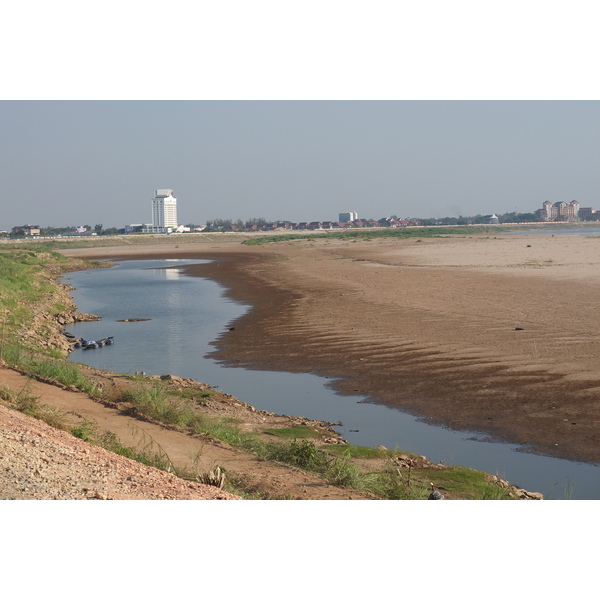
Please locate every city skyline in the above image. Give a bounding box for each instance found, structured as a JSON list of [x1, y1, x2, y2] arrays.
[[1, 101, 598, 232]]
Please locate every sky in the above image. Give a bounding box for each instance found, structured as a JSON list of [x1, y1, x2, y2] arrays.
[[1, 100, 599, 230]]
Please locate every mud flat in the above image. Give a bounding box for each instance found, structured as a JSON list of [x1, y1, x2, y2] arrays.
[[61, 232, 600, 465]]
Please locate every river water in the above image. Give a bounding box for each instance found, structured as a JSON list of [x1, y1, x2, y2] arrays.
[[64, 259, 600, 499]]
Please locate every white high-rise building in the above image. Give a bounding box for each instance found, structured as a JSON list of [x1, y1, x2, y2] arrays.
[[152, 189, 178, 230]]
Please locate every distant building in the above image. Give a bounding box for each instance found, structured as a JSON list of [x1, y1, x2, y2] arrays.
[[537, 200, 580, 222], [578, 207, 600, 221], [152, 189, 178, 231], [12, 225, 40, 236], [339, 211, 358, 223], [125, 224, 154, 234]]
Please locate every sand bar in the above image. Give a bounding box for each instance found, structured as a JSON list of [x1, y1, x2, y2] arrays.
[[61, 232, 600, 464]]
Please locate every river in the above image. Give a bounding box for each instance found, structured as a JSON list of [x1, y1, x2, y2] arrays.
[[64, 258, 600, 499]]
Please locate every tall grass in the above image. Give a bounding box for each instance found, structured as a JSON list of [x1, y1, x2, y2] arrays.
[[0, 250, 84, 362], [70, 419, 183, 475], [3, 345, 101, 396], [110, 382, 258, 447], [0, 383, 70, 431]]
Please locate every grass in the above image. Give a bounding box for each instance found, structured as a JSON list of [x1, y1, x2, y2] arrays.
[[0, 249, 101, 365], [264, 425, 321, 438], [108, 381, 258, 447], [0, 383, 70, 431], [298, 442, 516, 499], [424, 466, 513, 500], [251, 439, 417, 497], [70, 418, 182, 475], [166, 388, 214, 402], [241, 226, 513, 246], [545, 477, 576, 500], [3, 345, 102, 396], [325, 443, 416, 460]]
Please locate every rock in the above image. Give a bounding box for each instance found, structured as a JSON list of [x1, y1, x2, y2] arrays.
[[516, 489, 544, 500], [428, 491, 444, 500], [160, 374, 183, 382], [74, 313, 102, 322]]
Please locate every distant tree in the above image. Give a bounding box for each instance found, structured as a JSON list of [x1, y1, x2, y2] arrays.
[[205, 219, 234, 230], [94, 224, 103, 234], [515, 212, 539, 222], [498, 212, 519, 223], [40, 226, 76, 235], [245, 218, 268, 228]]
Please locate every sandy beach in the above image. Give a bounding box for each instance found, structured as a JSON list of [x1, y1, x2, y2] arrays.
[[62, 231, 600, 464]]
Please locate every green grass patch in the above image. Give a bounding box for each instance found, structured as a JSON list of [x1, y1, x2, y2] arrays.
[[110, 382, 258, 447], [0, 249, 99, 355], [323, 443, 419, 460], [418, 466, 512, 500], [166, 388, 214, 402], [7, 351, 102, 397], [263, 425, 321, 439]]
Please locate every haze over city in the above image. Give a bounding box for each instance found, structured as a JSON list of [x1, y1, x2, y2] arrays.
[[1, 100, 598, 233]]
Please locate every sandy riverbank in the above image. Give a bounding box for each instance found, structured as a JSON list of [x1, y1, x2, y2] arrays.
[[61, 232, 600, 464]]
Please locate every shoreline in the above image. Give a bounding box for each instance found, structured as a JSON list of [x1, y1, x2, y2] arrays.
[[61, 234, 600, 465]]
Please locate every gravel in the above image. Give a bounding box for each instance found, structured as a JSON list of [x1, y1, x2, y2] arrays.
[[0, 404, 240, 500]]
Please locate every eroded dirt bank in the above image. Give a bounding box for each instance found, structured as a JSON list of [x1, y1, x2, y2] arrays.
[[61, 233, 600, 465]]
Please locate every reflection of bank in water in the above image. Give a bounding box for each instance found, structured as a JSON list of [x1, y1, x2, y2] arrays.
[[64, 259, 600, 499]]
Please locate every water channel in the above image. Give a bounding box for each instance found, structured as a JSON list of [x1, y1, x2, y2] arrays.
[[64, 258, 600, 499]]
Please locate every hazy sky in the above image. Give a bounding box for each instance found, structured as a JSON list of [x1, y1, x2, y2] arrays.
[[1, 100, 598, 231]]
